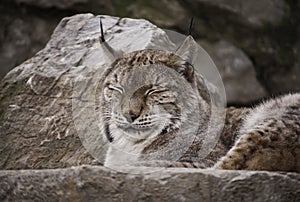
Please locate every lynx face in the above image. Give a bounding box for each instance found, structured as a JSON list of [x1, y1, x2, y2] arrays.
[[104, 81, 180, 141], [98, 50, 210, 160], [96, 33, 212, 167]]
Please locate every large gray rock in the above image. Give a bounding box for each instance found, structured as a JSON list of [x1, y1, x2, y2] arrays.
[[0, 165, 299, 202], [0, 14, 181, 169]]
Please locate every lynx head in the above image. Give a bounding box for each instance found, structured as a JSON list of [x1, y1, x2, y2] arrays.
[[96, 19, 210, 159]]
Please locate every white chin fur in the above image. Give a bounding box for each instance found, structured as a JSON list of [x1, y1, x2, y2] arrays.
[[104, 146, 140, 167], [104, 121, 169, 167]]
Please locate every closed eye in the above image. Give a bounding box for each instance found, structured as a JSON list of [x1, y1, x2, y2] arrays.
[[145, 87, 169, 96], [145, 88, 177, 104], [107, 84, 124, 94]]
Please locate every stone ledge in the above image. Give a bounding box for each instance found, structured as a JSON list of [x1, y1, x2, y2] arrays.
[[0, 165, 299, 202]]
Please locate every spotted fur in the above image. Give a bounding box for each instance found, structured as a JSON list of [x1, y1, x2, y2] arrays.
[[214, 93, 300, 172]]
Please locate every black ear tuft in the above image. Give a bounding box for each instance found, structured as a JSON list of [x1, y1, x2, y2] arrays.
[[99, 17, 105, 43], [98, 16, 124, 62], [188, 17, 194, 36]]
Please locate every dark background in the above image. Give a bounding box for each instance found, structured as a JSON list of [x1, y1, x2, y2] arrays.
[[0, 0, 299, 105]]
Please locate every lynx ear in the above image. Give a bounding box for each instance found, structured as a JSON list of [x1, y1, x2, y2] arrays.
[[173, 35, 200, 88], [99, 17, 123, 63], [175, 35, 198, 65]]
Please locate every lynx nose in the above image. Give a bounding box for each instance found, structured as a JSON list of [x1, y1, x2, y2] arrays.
[[124, 111, 139, 123]]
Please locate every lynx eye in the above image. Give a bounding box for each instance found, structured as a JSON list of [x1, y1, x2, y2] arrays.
[[106, 84, 124, 94], [145, 87, 168, 96], [145, 87, 177, 104]]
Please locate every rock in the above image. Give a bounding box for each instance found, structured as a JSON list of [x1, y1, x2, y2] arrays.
[[0, 14, 179, 169], [0, 165, 299, 202], [200, 40, 268, 104]]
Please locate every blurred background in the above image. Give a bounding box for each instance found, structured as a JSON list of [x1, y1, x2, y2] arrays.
[[0, 0, 299, 106]]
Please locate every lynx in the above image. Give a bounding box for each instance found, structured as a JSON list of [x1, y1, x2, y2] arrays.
[[97, 19, 300, 172]]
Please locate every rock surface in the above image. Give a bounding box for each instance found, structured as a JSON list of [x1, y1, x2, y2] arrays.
[[0, 165, 299, 202]]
